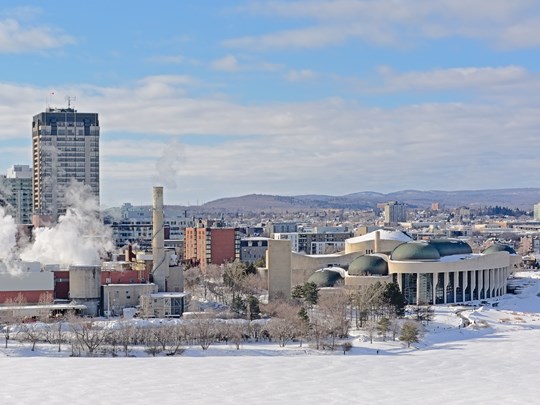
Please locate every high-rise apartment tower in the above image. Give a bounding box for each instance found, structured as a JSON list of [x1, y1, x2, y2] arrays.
[[32, 107, 100, 225], [0, 165, 32, 224]]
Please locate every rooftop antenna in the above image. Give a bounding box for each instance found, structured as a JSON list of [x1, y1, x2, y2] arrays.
[[65, 95, 76, 109]]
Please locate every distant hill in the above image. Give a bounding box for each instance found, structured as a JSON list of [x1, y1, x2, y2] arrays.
[[201, 188, 540, 212], [104, 188, 540, 216]]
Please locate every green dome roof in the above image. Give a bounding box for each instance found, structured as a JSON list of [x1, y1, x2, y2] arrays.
[[482, 243, 516, 255], [391, 242, 441, 261], [307, 269, 344, 287], [348, 255, 388, 276], [429, 239, 472, 257]]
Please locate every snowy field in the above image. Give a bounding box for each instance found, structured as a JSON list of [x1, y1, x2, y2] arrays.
[[3, 272, 540, 404]]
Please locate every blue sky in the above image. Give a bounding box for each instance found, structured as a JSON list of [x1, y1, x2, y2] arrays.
[[1, 0, 539, 207]]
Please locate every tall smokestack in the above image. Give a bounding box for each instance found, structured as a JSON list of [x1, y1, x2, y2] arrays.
[[152, 186, 167, 291]]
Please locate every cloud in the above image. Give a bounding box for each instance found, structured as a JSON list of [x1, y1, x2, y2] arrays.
[[0, 18, 74, 53], [370, 65, 534, 93], [226, 0, 540, 49], [146, 54, 185, 65], [1, 70, 540, 206], [211, 55, 241, 71], [285, 69, 319, 82], [210, 54, 284, 72]]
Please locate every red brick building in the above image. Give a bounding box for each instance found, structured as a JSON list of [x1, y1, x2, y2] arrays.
[[185, 227, 240, 269]]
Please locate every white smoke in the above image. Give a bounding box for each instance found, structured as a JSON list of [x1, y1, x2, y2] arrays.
[[154, 138, 185, 189], [20, 181, 114, 266], [0, 206, 17, 262]]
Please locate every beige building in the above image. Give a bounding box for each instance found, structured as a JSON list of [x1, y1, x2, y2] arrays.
[[103, 283, 158, 317], [266, 239, 292, 300], [266, 230, 520, 305], [140, 292, 189, 318]]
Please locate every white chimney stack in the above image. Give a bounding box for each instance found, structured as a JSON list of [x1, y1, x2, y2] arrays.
[[152, 186, 168, 291]]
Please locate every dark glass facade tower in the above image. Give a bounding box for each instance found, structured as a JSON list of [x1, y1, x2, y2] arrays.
[[32, 108, 99, 225]]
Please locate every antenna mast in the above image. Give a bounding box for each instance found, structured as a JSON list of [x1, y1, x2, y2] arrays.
[[65, 95, 77, 109]]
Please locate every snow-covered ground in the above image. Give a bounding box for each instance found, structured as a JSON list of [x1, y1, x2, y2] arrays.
[[2, 271, 540, 404]]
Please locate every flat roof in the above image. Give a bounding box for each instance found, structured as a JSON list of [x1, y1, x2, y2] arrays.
[[150, 292, 188, 298]]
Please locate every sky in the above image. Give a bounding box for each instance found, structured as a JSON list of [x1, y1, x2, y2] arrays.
[[0, 0, 539, 208]]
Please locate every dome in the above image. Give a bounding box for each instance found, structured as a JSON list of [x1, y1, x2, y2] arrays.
[[482, 243, 516, 255], [391, 242, 441, 261], [429, 239, 472, 257], [307, 269, 344, 287], [348, 255, 388, 276]]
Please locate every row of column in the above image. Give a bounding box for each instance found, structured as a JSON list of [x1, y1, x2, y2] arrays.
[[396, 267, 510, 305]]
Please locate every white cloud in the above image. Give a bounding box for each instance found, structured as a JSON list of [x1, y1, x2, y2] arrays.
[[371, 65, 533, 93], [285, 69, 319, 82], [211, 55, 241, 71], [0, 18, 74, 53], [210, 55, 283, 72], [227, 0, 540, 49], [146, 54, 185, 64], [2, 72, 540, 206]]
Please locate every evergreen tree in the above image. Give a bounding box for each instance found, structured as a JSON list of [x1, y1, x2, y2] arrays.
[[383, 282, 407, 317], [399, 321, 420, 348], [246, 295, 260, 320], [231, 296, 246, 316], [302, 282, 319, 307]]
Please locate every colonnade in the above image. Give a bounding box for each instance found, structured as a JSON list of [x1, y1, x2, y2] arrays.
[[395, 266, 511, 305]]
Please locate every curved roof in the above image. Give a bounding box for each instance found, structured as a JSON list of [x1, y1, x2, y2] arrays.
[[307, 269, 344, 287], [482, 243, 516, 255], [391, 241, 441, 261], [346, 229, 413, 244], [429, 239, 472, 257], [348, 255, 388, 276]]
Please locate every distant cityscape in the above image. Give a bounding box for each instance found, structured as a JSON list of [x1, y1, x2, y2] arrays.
[[0, 106, 538, 358]]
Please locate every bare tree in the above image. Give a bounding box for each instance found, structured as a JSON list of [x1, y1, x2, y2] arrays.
[[364, 320, 378, 344], [1, 299, 23, 348], [141, 327, 162, 357], [20, 322, 43, 351], [184, 266, 201, 295], [377, 317, 391, 341], [114, 321, 136, 357], [150, 322, 185, 356], [266, 303, 300, 347], [223, 260, 248, 304], [190, 312, 218, 350], [70, 319, 110, 356], [318, 290, 350, 340], [201, 264, 223, 302], [390, 318, 401, 341], [38, 291, 54, 305]]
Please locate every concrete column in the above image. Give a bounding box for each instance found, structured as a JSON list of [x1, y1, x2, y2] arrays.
[[471, 270, 476, 300], [498, 268, 502, 296], [463, 271, 468, 302], [416, 273, 421, 305], [374, 230, 381, 253], [433, 272, 438, 305], [453, 271, 458, 303], [396, 273, 402, 292], [478, 270, 483, 299], [444, 272, 449, 304]]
